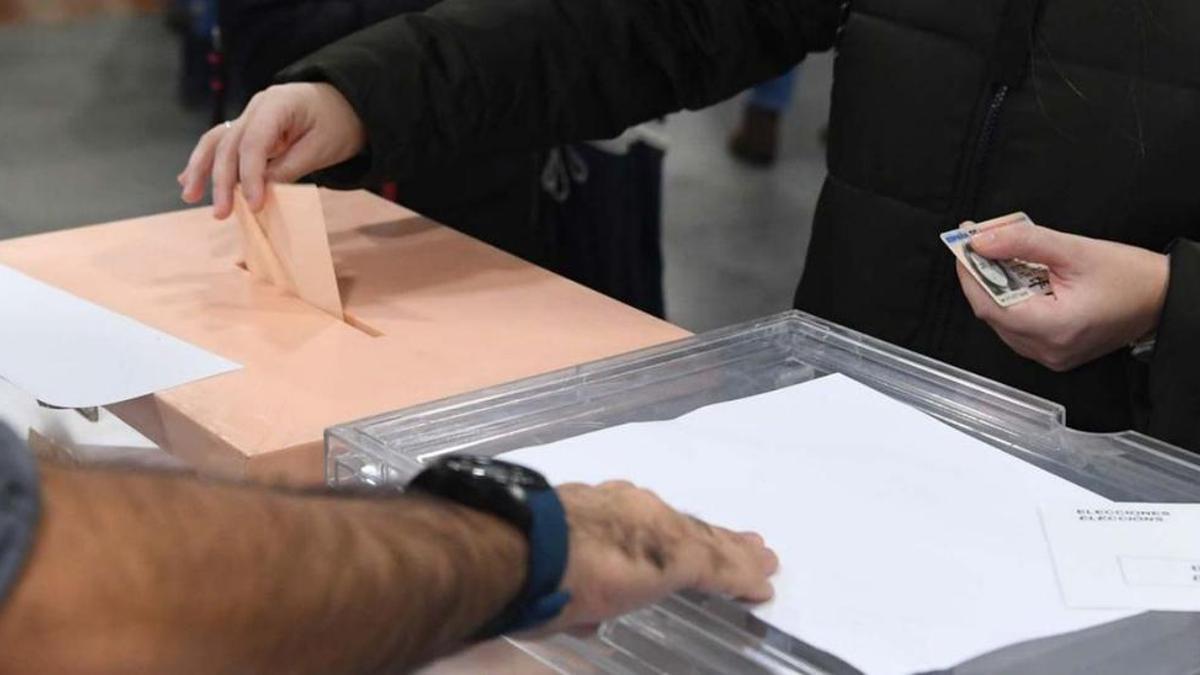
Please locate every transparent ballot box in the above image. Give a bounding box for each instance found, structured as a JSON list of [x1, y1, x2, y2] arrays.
[[326, 311, 1200, 674]]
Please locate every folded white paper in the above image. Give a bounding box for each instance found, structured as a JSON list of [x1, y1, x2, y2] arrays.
[[504, 374, 1138, 675], [1041, 503, 1200, 611], [0, 264, 240, 408]]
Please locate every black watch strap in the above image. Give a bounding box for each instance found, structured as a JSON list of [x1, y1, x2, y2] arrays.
[[408, 455, 572, 638], [473, 487, 571, 639]]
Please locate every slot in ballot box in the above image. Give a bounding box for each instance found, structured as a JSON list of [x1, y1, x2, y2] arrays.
[[326, 311, 1200, 674]]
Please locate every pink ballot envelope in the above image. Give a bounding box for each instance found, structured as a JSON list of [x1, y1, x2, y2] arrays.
[[234, 183, 345, 319]]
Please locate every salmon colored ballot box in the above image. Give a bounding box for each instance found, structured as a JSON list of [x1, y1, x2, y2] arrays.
[[0, 189, 687, 483]]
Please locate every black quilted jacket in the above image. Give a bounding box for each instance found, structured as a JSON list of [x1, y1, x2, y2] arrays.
[[279, 0, 1200, 450]]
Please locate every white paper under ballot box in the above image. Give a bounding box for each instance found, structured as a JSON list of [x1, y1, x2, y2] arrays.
[[326, 311, 1200, 675]]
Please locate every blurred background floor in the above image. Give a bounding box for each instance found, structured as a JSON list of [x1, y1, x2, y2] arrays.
[[0, 9, 832, 332], [662, 59, 831, 331], [0, 12, 210, 239]]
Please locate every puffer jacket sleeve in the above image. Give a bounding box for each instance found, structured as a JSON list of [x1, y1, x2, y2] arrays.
[[1147, 238, 1200, 453], [276, 0, 843, 185]]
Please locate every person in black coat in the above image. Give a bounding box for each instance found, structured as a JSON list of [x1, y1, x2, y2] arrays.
[[177, 0, 1200, 451], [220, 0, 553, 266], [219, 0, 669, 317]]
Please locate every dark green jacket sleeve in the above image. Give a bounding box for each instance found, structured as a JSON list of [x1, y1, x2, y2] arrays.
[[277, 0, 842, 184], [1147, 239, 1200, 452]]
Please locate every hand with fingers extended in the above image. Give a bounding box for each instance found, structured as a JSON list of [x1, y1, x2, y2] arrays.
[[955, 217, 1169, 373], [178, 83, 366, 219], [540, 481, 777, 634]]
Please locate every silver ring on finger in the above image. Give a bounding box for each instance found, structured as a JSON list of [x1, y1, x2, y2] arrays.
[[223, 120, 233, 130]]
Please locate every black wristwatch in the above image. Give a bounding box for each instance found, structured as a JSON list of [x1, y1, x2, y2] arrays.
[[407, 454, 571, 639]]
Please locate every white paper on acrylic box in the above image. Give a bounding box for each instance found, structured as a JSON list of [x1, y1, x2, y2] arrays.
[[504, 374, 1139, 675], [0, 264, 240, 408]]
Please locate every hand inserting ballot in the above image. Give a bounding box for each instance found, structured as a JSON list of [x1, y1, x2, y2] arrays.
[[956, 218, 1169, 372], [178, 83, 366, 220]]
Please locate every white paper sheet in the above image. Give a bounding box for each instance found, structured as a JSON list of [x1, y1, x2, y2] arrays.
[[504, 374, 1138, 675], [0, 375, 186, 469], [0, 264, 240, 408], [1041, 503, 1200, 611]]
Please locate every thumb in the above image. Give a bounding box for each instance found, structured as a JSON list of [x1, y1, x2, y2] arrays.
[[968, 219, 1078, 271]]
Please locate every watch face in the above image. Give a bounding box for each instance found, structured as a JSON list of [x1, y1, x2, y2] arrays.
[[442, 455, 550, 491], [408, 455, 550, 532]]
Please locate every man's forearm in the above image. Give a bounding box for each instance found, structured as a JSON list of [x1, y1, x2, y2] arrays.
[[0, 463, 525, 674]]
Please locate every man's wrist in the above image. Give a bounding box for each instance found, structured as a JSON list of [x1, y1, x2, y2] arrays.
[[402, 494, 529, 607], [472, 488, 571, 639], [377, 494, 528, 662], [406, 457, 572, 639]]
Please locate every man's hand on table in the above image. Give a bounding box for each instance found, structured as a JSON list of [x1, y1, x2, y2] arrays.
[[547, 481, 778, 634], [956, 218, 1169, 372], [0, 453, 776, 674], [178, 82, 365, 220]]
